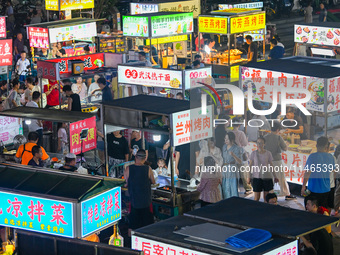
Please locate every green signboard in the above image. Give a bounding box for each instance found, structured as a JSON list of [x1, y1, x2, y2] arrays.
[[151, 13, 193, 37], [122, 16, 149, 37]]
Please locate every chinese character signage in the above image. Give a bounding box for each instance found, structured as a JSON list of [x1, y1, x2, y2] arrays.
[[132, 235, 211, 255], [45, 0, 94, 11], [326, 76, 340, 112], [118, 65, 183, 89], [198, 16, 228, 34], [49, 22, 97, 43], [230, 13, 266, 34], [130, 3, 158, 14], [184, 67, 212, 89], [0, 191, 74, 238], [173, 105, 213, 146], [263, 240, 298, 255], [219, 2, 263, 10], [158, 0, 200, 18], [0, 17, 6, 38], [28, 27, 49, 49], [0, 117, 21, 145], [81, 187, 121, 237], [294, 24, 340, 47], [47, 53, 104, 74], [146, 34, 188, 45], [37, 61, 60, 80], [151, 13, 193, 37], [241, 67, 325, 112], [69, 116, 97, 155], [213, 8, 260, 14], [123, 16, 149, 37], [0, 39, 12, 66]]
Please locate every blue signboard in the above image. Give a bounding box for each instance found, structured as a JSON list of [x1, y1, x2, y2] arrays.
[[0, 191, 74, 238], [81, 187, 121, 237]]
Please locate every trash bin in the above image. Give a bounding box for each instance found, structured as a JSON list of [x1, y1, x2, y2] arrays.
[[43, 131, 52, 152]]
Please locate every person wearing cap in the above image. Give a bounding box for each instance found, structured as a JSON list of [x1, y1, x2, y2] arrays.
[[124, 149, 155, 236], [59, 153, 78, 172], [130, 130, 149, 161]]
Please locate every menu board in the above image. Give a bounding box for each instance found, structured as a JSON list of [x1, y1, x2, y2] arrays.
[[28, 27, 49, 49], [122, 15, 149, 37], [45, 0, 94, 11], [230, 12, 266, 34], [294, 24, 340, 47], [241, 66, 325, 112], [49, 22, 97, 43], [151, 13, 193, 37]]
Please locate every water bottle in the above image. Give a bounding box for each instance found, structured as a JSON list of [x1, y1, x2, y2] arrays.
[[19, 124, 23, 135]]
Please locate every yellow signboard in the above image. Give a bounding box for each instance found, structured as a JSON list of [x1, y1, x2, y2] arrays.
[[198, 16, 228, 34], [146, 35, 188, 45], [45, 0, 94, 11], [214, 8, 259, 14], [230, 13, 266, 34], [230, 65, 239, 82], [158, 0, 200, 18]]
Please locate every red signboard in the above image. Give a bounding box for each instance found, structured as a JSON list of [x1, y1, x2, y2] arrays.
[[37, 60, 60, 80], [47, 53, 104, 74], [0, 39, 12, 66], [0, 17, 6, 38], [28, 27, 49, 49], [69, 117, 97, 155]]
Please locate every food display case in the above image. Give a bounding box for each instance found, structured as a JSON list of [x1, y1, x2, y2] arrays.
[[96, 35, 126, 54], [240, 57, 340, 185], [198, 9, 266, 80]]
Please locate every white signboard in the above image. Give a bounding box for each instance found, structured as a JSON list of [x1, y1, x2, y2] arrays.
[[132, 235, 211, 255], [0, 117, 21, 145], [173, 41, 187, 58], [219, 2, 263, 10], [294, 24, 340, 47], [326, 76, 340, 112], [184, 67, 212, 89], [118, 65, 183, 89], [241, 67, 325, 112], [172, 105, 213, 146], [130, 3, 159, 14], [49, 22, 97, 43]]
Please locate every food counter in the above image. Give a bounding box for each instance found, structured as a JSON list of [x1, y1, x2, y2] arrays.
[[96, 34, 126, 54], [198, 9, 266, 80], [240, 57, 340, 185]]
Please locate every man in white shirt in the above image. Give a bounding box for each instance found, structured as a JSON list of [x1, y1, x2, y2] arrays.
[[16, 52, 30, 82], [24, 77, 40, 105], [26, 91, 43, 146]]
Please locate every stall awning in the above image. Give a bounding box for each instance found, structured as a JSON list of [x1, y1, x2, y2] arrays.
[[0, 163, 124, 202], [1, 107, 95, 123], [24, 18, 105, 28], [244, 56, 340, 78], [102, 94, 190, 115]]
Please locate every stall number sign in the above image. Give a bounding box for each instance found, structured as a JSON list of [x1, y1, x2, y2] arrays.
[[28, 27, 49, 49], [230, 13, 265, 34], [146, 34, 188, 45], [184, 67, 212, 89], [151, 13, 193, 37], [0, 39, 12, 66], [326, 76, 340, 112], [49, 22, 97, 44], [47, 53, 104, 74], [219, 2, 263, 10], [0, 117, 20, 145], [0, 17, 6, 38], [173, 105, 213, 146], [198, 16, 228, 34], [130, 3, 158, 14], [241, 67, 325, 112], [122, 16, 149, 37], [132, 235, 211, 255], [45, 0, 94, 11], [158, 0, 200, 18], [0, 191, 74, 238], [294, 24, 340, 47], [118, 65, 183, 89], [81, 187, 121, 237], [69, 116, 97, 155]]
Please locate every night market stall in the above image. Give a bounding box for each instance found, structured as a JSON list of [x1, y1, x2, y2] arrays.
[[101, 95, 213, 219], [0, 162, 134, 254], [45, 0, 95, 20], [198, 8, 266, 79], [122, 12, 194, 68], [240, 56, 340, 185]]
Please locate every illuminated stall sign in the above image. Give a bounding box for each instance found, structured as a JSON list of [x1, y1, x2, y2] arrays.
[[145, 34, 188, 45], [0, 17, 6, 38], [0, 39, 12, 66], [0, 117, 21, 145], [294, 24, 340, 47], [130, 3, 159, 14], [326, 76, 340, 112], [37, 61, 60, 80], [172, 105, 213, 146], [198, 16, 228, 34], [241, 67, 325, 112], [45, 0, 94, 11], [230, 13, 266, 34], [122, 16, 149, 37], [28, 27, 49, 49], [218, 2, 264, 10], [69, 116, 97, 155], [81, 187, 121, 237], [0, 191, 74, 238], [151, 13, 193, 37], [49, 22, 97, 43], [118, 65, 183, 89], [184, 67, 212, 89]]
